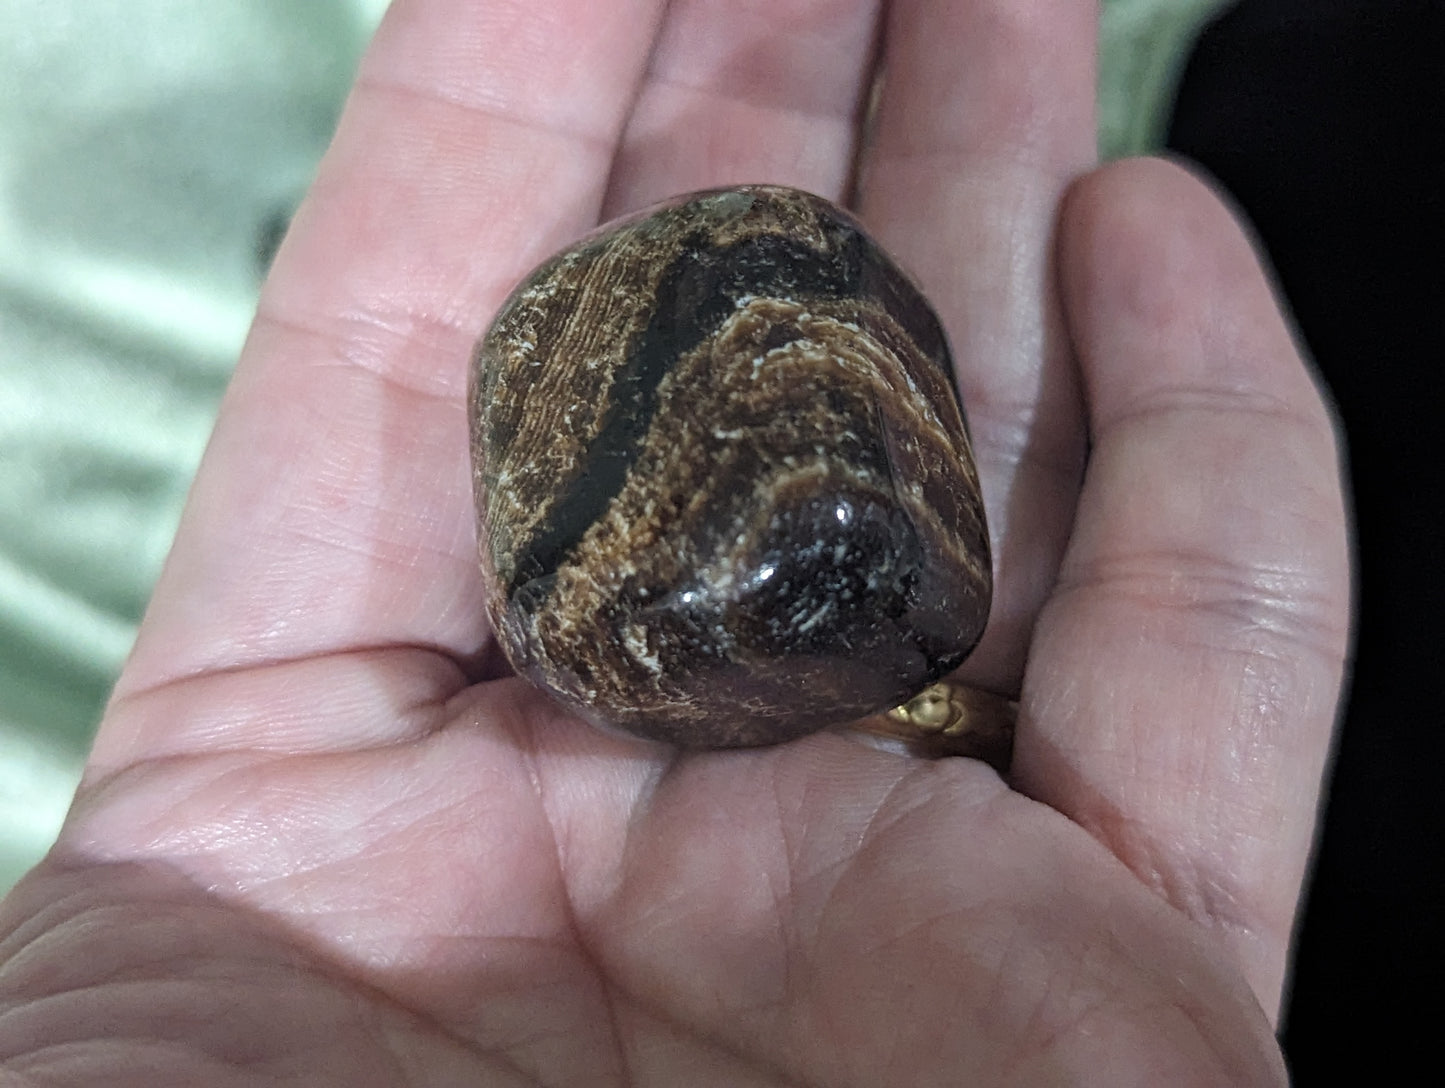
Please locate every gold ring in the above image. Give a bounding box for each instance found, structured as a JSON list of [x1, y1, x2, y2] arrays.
[[849, 680, 1016, 771]]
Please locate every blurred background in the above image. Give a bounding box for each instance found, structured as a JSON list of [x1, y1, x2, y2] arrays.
[[0, 0, 1437, 1079]]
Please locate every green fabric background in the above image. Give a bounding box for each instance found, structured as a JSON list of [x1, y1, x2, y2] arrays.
[[0, 0, 1228, 894]]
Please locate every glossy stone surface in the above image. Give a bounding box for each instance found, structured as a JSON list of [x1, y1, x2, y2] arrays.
[[470, 185, 991, 747]]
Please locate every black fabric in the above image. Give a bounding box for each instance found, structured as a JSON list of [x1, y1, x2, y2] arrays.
[[1167, 0, 1443, 1079]]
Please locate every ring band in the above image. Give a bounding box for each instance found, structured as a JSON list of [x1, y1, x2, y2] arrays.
[[849, 680, 1016, 771]]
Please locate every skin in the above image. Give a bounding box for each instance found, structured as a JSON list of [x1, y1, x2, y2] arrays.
[[0, 2, 1349, 1085]]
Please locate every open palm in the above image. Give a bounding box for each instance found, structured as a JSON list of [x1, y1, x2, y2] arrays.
[[0, 3, 1347, 1085]]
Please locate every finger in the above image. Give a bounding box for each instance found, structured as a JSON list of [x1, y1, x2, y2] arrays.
[[601, 0, 882, 215], [1017, 158, 1351, 1017], [99, 1, 667, 764], [854, 0, 1100, 692]]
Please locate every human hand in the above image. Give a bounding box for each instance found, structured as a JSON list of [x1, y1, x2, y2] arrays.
[[0, 2, 1348, 1085]]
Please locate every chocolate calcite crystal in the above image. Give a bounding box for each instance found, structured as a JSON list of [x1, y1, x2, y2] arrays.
[[470, 185, 991, 747]]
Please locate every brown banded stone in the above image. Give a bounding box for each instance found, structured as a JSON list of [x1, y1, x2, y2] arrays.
[[469, 185, 991, 747]]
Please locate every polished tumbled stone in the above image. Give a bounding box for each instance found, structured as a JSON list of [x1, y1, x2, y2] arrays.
[[471, 185, 991, 747]]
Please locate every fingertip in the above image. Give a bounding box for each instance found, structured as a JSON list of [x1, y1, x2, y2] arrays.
[[1057, 156, 1319, 427], [1059, 155, 1245, 298]]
